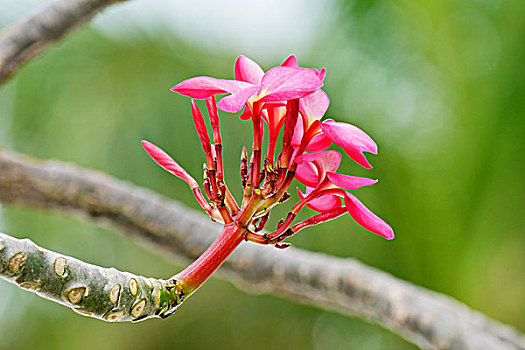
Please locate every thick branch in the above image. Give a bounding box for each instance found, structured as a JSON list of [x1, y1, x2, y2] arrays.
[[0, 148, 524, 349], [0, 231, 183, 321], [0, 0, 126, 84]]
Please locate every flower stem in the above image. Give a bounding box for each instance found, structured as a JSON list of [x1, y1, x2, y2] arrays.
[[173, 222, 246, 296]]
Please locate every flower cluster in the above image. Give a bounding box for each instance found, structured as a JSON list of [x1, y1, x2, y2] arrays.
[[143, 55, 393, 253]]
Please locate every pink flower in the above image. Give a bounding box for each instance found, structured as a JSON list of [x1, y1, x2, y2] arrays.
[[297, 186, 342, 212], [295, 150, 342, 187], [294, 150, 393, 240], [320, 120, 378, 169], [343, 192, 394, 240], [291, 118, 378, 169], [290, 90, 331, 152], [142, 54, 394, 302], [146, 54, 393, 248], [234, 55, 264, 84], [170, 77, 250, 99], [296, 185, 394, 240], [171, 55, 323, 114]]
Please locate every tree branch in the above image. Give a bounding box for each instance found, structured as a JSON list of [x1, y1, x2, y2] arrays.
[[0, 232, 184, 321], [0, 0, 126, 84], [0, 148, 523, 349]]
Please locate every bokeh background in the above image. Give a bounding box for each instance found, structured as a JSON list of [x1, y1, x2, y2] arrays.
[[1, 0, 524, 349]]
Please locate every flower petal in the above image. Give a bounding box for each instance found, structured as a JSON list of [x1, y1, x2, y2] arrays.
[[291, 116, 304, 147], [171, 77, 250, 99], [264, 106, 287, 138], [295, 151, 342, 187], [296, 150, 342, 173], [326, 172, 377, 190], [297, 187, 343, 213], [141, 140, 198, 188], [320, 120, 378, 169], [299, 89, 330, 125], [295, 161, 319, 187], [317, 68, 326, 81], [343, 193, 394, 240], [234, 55, 264, 85], [281, 55, 299, 67], [217, 85, 260, 113], [258, 67, 323, 102], [305, 132, 331, 152], [239, 107, 252, 120]]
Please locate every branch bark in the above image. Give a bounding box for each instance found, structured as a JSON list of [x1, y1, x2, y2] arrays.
[[0, 148, 523, 349], [0, 0, 126, 84], [0, 232, 183, 321]]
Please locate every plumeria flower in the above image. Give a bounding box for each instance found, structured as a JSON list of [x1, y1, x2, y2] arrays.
[[141, 55, 394, 306], [171, 55, 323, 115], [294, 150, 394, 240], [290, 90, 332, 153], [290, 97, 379, 169]]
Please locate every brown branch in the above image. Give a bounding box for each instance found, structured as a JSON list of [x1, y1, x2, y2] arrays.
[[0, 148, 524, 349], [0, 0, 126, 84]]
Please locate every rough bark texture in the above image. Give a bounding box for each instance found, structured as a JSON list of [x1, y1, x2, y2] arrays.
[[0, 0, 125, 84], [0, 232, 184, 322], [0, 148, 523, 349]]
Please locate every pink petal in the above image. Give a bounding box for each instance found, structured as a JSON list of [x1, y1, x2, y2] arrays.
[[305, 132, 331, 152], [217, 85, 259, 113], [258, 67, 323, 102], [239, 107, 252, 120], [344, 193, 394, 240], [171, 77, 251, 99], [296, 150, 342, 173], [262, 101, 287, 110], [317, 68, 326, 81], [141, 140, 198, 188], [299, 89, 330, 125], [264, 106, 287, 129], [290, 117, 304, 147], [261, 109, 270, 126], [234, 55, 264, 85], [297, 187, 343, 213], [295, 161, 319, 187], [281, 55, 299, 67], [326, 172, 377, 190], [295, 151, 342, 187], [320, 120, 378, 169]]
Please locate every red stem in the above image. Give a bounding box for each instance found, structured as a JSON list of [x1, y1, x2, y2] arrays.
[[280, 99, 299, 168], [291, 207, 347, 233], [251, 103, 263, 188], [173, 222, 246, 295]]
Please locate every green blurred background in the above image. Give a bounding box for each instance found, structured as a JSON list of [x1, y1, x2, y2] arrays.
[[0, 0, 524, 349]]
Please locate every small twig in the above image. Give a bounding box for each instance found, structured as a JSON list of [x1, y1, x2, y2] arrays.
[[0, 148, 523, 349], [0, 0, 127, 84]]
